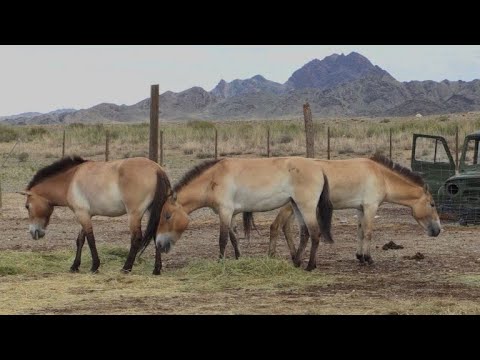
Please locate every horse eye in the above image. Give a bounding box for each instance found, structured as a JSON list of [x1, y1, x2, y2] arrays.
[[431, 203, 435, 208], [165, 212, 172, 220], [25, 204, 29, 210]]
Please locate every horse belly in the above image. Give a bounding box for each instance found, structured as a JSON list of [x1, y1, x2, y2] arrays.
[[233, 188, 291, 213], [72, 182, 127, 217], [90, 198, 126, 217]]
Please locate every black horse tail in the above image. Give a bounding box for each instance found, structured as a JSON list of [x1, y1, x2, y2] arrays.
[[243, 212, 261, 240], [317, 173, 334, 243], [243, 212, 253, 240], [138, 171, 172, 258]]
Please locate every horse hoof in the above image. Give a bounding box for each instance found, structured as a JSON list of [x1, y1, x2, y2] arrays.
[[305, 265, 316, 272], [152, 269, 161, 275], [364, 255, 374, 265], [90, 268, 99, 274], [121, 268, 131, 274], [356, 253, 365, 264], [70, 267, 79, 273], [293, 260, 302, 268]]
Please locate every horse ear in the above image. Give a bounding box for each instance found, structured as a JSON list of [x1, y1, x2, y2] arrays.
[[16, 191, 32, 196], [423, 183, 430, 193]]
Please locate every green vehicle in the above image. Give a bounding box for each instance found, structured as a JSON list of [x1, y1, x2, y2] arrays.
[[411, 132, 480, 225]]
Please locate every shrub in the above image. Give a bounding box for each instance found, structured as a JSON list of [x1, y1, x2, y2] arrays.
[[17, 152, 29, 162]]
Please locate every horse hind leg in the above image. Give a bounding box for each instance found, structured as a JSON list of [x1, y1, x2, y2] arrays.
[[291, 201, 310, 268], [70, 229, 86, 273]]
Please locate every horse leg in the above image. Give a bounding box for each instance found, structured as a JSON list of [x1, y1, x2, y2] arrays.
[[355, 208, 366, 264], [70, 229, 86, 272], [302, 214, 321, 272], [283, 210, 297, 260], [75, 212, 100, 273], [122, 214, 142, 273], [153, 244, 162, 275], [229, 229, 241, 259], [269, 205, 295, 258], [291, 202, 310, 268], [361, 205, 378, 265], [218, 208, 234, 259]]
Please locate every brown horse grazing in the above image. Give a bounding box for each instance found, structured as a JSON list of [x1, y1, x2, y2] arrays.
[[244, 154, 442, 265], [18, 156, 173, 275], [140, 157, 334, 271]]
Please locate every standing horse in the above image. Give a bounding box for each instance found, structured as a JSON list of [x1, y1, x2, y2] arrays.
[[244, 154, 441, 265], [18, 156, 173, 275], [140, 157, 334, 271]]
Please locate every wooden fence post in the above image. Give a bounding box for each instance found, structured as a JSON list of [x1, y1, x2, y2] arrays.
[[160, 130, 164, 166], [455, 125, 459, 172], [303, 102, 314, 158], [149, 84, 159, 163], [215, 128, 218, 160], [327, 127, 331, 160], [62, 129, 66, 158], [105, 130, 110, 161], [389, 128, 392, 160], [267, 127, 270, 157]]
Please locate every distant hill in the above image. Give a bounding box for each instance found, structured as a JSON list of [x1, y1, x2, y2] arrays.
[[2, 52, 480, 125]]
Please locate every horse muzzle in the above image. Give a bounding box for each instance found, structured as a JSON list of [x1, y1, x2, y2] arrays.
[[155, 233, 174, 253], [29, 227, 45, 240], [427, 224, 441, 237]]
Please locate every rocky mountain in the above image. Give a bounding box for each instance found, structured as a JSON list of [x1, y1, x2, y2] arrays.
[[2, 52, 480, 124]]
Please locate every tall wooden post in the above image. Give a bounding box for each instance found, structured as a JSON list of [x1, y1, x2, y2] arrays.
[[160, 130, 164, 166], [214, 128, 218, 160], [105, 130, 110, 161], [327, 127, 331, 160], [303, 102, 314, 158], [62, 129, 66, 158], [149, 84, 159, 163], [267, 127, 270, 157], [455, 125, 459, 172], [389, 128, 392, 160]]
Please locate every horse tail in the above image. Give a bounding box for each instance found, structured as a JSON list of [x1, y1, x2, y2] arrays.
[[317, 173, 334, 243], [243, 212, 253, 240], [138, 171, 171, 257]]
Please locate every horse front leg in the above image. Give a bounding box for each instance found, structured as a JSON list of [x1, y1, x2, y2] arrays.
[[218, 208, 234, 259], [359, 205, 377, 265], [75, 212, 100, 273], [229, 229, 241, 259], [355, 208, 366, 264], [122, 214, 142, 273], [70, 229, 86, 273], [153, 244, 162, 275]]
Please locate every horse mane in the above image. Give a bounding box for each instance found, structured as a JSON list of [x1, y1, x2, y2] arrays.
[[174, 159, 223, 192], [370, 153, 424, 187], [27, 155, 89, 190]]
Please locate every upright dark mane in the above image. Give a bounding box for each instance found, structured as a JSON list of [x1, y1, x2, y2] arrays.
[[370, 153, 424, 186], [174, 159, 223, 192], [27, 155, 89, 190]]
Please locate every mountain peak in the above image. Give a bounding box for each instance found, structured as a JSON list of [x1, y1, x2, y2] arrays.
[[285, 51, 388, 90]]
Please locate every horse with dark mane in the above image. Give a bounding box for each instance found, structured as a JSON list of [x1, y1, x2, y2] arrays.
[[141, 157, 334, 271], [18, 156, 175, 275], [244, 154, 442, 265]]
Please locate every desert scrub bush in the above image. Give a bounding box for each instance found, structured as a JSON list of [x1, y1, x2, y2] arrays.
[[17, 152, 29, 162], [27, 127, 49, 138], [278, 134, 294, 144], [0, 125, 19, 142]]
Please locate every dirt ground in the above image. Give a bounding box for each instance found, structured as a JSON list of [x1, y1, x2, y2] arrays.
[[1, 192, 480, 314]]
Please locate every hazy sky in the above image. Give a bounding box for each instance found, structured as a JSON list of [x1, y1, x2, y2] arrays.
[[1, 45, 479, 116]]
